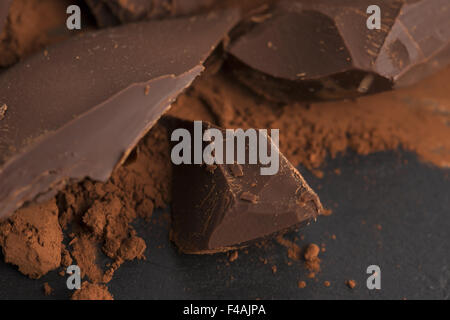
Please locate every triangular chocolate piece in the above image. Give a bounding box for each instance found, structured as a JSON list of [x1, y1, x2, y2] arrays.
[[167, 118, 322, 254]]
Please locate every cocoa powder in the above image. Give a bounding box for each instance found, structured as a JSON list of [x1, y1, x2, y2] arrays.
[[71, 282, 114, 300]]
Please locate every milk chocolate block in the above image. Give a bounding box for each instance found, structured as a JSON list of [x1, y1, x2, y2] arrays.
[[0, 10, 240, 219], [227, 0, 450, 101], [167, 119, 323, 254]]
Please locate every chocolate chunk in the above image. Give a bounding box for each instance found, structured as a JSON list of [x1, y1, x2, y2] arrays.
[[227, 0, 450, 101], [0, 0, 12, 34], [167, 118, 322, 254], [0, 10, 240, 219]]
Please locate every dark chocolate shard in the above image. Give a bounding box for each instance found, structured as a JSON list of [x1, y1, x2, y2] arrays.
[[0, 10, 240, 219], [226, 0, 450, 101], [166, 118, 322, 254], [0, 0, 12, 35]]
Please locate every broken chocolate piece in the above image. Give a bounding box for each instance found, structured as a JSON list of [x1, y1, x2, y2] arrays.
[[0, 10, 240, 219], [227, 0, 450, 101], [167, 118, 322, 254]]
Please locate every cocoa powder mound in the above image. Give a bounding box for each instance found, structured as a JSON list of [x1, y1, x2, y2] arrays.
[[58, 123, 171, 284], [275, 235, 301, 261], [71, 282, 114, 300], [0, 199, 62, 279]]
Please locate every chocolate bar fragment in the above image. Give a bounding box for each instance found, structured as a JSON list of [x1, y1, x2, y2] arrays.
[[167, 118, 322, 254], [0, 10, 240, 219], [226, 0, 450, 101], [0, 0, 12, 34]]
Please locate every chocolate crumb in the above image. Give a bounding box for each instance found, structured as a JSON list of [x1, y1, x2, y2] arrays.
[[304, 244, 320, 261], [43, 282, 53, 296], [229, 251, 238, 262], [0, 104, 7, 120], [304, 243, 321, 273], [71, 282, 113, 300], [240, 191, 259, 204], [276, 235, 301, 260], [346, 280, 357, 289]]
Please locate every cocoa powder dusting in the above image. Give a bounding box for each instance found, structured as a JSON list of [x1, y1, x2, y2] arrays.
[[71, 282, 114, 300], [43, 282, 53, 296], [0, 199, 62, 279], [304, 243, 321, 273]]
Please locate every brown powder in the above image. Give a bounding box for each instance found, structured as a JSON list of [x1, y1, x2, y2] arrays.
[[304, 243, 321, 273], [0, 199, 62, 279], [0, 104, 7, 120], [69, 234, 104, 283], [43, 282, 53, 296], [61, 123, 171, 284], [346, 279, 357, 289], [304, 244, 320, 261], [71, 281, 113, 300]]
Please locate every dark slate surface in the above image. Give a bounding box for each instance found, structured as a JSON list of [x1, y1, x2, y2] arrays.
[[0, 150, 449, 300]]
